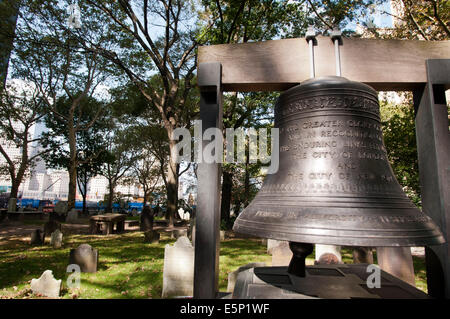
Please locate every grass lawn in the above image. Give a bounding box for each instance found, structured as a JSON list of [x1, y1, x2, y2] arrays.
[[0, 222, 428, 298], [0, 228, 271, 298]]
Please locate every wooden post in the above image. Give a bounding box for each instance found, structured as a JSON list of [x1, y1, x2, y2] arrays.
[[194, 62, 222, 298], [414, 59, 450, 298]]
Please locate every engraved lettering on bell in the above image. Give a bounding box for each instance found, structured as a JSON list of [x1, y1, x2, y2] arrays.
[[233, 76, 445, 247]]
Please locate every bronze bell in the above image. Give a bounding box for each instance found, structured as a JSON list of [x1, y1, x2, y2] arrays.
[[233, 76, 444, 247]]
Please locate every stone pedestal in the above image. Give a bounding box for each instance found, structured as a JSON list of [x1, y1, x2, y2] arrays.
[[231, 264, 429, 299], [377, 247, 416, 287], [227, 262, 266, 293], [162, 236, 194, 298], [69, 244, 98, 273], [30, 270, 61, 298]]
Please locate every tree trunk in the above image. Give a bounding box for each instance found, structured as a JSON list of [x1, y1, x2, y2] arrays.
[[106, 179, 115, 213], [9, 179, 20, 200], [68, 165, 77, 210], [244, 144, 250, 207], [82, 191, 87, 215], [220, 170, 233, 227], [77, 171, 88, 216], [9, 126, 30, 201], [166, 140, 179, 227], [67, 121, 77, 210]]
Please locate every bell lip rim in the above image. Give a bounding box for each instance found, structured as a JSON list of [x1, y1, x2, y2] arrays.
[[232, 223, 446, 247]]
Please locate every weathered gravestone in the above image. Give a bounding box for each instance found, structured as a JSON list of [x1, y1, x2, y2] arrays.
[[30, 229, 45, 246], [66, 209, 79, 224], [220, 230, 226, 241], [267, 239, 287, 255], [140, 206, 154, 231], [51, 201, 68, 222], [162, 236, 194, 298], [50, 230, 63, 248], [271, 241, 293, 266], [53, 201, 68, 215], [178, 208, 190, 221], [30, 270, 61, 298], [144, 230, 160, 244], [227, 262, 266, 293], [44, 220, 61, 236], [69, 244, 98, 273]]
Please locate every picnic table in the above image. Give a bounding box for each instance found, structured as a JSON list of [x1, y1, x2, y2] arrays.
[[89, 214, 126, 235]]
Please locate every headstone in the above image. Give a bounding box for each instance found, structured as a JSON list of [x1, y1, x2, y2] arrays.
[[140, 206, 154, 231], [178, 208, 190, 221], [30, 229, 45, 246], [66, 209, 79, 223], [178, 207, 184, 219], [162, 236, 194, 298], [227, 262, 266, 293], [30, 270, 61, 298], [18, 207, 24, 212], [44, 220, 61, 236], [50, 230, 63, 248], [53, 201, 68, 215], [69, 244, 98, 273], [220, 230, 226, 241], [267, 239, 287, 255], [271, 241, 293, 266], [315, 244, 343, 264], [7, 198, 17, 212], [144, 230, 160, 244]]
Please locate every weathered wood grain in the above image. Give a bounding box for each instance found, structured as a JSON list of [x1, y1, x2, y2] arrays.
[[198, 36, 450, 91]]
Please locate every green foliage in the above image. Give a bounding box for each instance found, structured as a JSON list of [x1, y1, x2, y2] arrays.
[[389, 0, 450, 40], [380, 99, 421, 206], [40, 95, 111, 172]]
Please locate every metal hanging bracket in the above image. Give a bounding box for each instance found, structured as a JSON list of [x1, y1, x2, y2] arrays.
[[330, 27, 343, 76], [305, 26, 317, 78]]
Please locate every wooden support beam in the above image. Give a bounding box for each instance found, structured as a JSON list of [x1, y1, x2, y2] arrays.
[[198, 36, 450, 92]]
